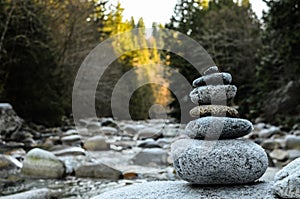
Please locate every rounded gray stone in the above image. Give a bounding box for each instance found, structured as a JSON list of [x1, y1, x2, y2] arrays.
[[92, 181, 276, 199], [193, 72, 232, 87], [190, 85, 237, 105], [21, 148, 65, 178], [203, 66, 219, 75], [185, 117, 253, 139], [171, 139, 268, 184]]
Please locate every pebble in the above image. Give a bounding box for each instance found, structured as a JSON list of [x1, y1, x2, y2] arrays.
[[285, 135, 300, 150], [171, 139, 268, 184], [137, 139, 161, 148], [193, 72, 232, 87], [132, 148, 168, 166], [258, 126, 281, 138], [83, 136, 110, 151], [136, 127, 163, 140], [260, 139, 282, 150], [52, 147, 86, 156], [270, 149, 288, 161], [190, 85, 237, 105], [61, 135, 82, 146], [185, 117, 253, 139], [189, 105, 239, 118], [99, 126, 118, 135], [287, 149, 300, 160], [75, 163, 122, 180], [203, 66, 219, 75]]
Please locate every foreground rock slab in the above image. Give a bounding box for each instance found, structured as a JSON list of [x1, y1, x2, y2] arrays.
[[1, 188, 59, 199], [273, 157, 300, 199], [92, 181, 276, 199]]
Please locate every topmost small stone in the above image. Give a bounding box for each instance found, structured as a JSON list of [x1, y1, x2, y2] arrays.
[[203, 66, 219, 76]]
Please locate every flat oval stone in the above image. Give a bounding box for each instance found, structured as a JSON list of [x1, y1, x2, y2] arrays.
[[193, 73, 232, 87], [184, 117, 253, 139], [190, 85, 237, 105], [203, 66, 219, 75], [189, 105, 239, 118], [172, 139, 268, 185]]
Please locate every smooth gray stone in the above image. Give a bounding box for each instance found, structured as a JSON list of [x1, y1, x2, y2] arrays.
[[273, 157, 300, 199], [203, 66, 219, 75], [185, 117, 253, 139], [92, 181, 276, 199], [21, 148, 65, 179], [172, 139, 268, 184], [190, 85, 237, 105], [75, 163, 122, 180], [193, 73, 232, 87]]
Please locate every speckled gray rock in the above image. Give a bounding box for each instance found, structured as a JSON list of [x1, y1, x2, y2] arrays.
[[190, 85, 237, 105], [189, 105, 239, 118], [273, 158, 300, 198], [185, 117, 253, 139], [171, 139, 268, 184], [92, 181, 276, 199], [193, 73, 232, 87], [203, 66, 219, 75]]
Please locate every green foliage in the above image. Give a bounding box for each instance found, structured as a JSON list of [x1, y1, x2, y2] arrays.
[[166, 0, 261, 121], [257, 0, 300, 91], [255, 0, 300, 125], [95, 2, 170, 120], [0, 0, 65, 125]]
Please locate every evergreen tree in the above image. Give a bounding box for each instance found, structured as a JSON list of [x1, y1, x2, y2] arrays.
[[166, 0, 261, 121], [256, 0, 300, 125], [0, 0, 65, 125]]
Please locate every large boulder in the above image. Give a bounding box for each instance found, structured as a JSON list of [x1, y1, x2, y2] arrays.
[[0, 103, 23, 140], [21, 148, 65, 178], [273, 157, 300, 199], [172, 139, 268, 184]]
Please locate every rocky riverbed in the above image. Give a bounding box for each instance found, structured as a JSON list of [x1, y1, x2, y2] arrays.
[[1, 104, 300, 198]]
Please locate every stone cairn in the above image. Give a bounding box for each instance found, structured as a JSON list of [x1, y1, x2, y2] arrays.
[[172, 66, 268, 184]]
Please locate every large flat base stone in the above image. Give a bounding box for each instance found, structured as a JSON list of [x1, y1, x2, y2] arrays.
[[92, 181, 278, 199]]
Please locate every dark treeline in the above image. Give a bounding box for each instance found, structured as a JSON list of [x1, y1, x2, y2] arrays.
[[0, 0, 299, 127]]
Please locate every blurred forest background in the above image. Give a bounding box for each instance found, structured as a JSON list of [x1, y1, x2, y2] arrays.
[[0, 0, 299, 128]]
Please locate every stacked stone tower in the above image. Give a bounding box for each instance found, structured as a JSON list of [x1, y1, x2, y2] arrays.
[[172, 66, 268, 184]]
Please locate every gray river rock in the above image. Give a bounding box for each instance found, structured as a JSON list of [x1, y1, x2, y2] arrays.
[[172, 139, 268, 184]]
